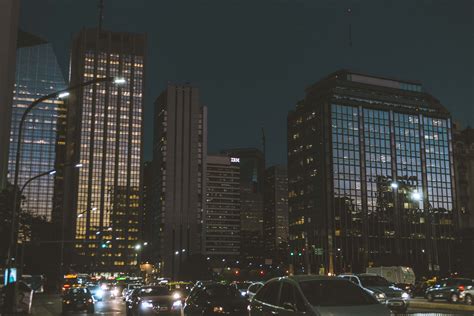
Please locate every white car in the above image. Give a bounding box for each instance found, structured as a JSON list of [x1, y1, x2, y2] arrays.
[[460, 285, 474, 305]]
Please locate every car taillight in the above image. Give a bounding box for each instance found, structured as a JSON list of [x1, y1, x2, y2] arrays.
[[458, 285, 465, 291]]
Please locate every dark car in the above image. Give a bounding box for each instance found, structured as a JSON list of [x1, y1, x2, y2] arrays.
[[339, 273, 409, 313], [184, 283, 249, 315], [62, 288, 95, 314], [231, 281, 253, 297], [249, 275, 391, 316], [126, 286, 182, 316], [425, 278, 474, 303]]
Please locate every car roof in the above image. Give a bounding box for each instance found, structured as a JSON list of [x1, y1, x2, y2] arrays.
[[274, 275, 346, 283]]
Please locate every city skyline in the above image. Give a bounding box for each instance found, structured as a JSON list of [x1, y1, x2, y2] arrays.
[[18, 0, 474, 166]]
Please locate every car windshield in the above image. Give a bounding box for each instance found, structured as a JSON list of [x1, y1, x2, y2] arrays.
[[66, 288, 90, 297], [299, 280, 377, 307], [358, 275, 391, 287], [139, 287, 170, 296], [206, 285, 241, 299]]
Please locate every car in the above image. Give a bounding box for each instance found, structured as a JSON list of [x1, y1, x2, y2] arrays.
[[425, 278, 474, 303], [247, 282, 264, 301], [62, 287, 95, 314], [86, 283, 105, 302], [184, 282, 249, 315], [126, 285, 183, 316], [460, 284, 474, 305], [231, 281, 253, 297], [123, 283, 142, 301], [339, 273, 409, 313], [249, 275, 391, 316]]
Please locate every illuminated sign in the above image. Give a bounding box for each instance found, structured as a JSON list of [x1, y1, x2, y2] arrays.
[[231, 157, 240, 163]]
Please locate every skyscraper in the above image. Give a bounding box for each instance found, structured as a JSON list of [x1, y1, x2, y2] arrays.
[[221, 148, 265, 261], [55, 28, 145, 272], [263, 165, 288, 257], [288, 70, 455, 275], [152, 84, 207, 278], [204, 155, 240, 259], [8, 31, 66, 220], [0, 0, 20, 190]]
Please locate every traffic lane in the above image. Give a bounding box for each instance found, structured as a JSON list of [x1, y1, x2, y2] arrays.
[[394, 308, 474, 315], [32, 294, 126, 315]]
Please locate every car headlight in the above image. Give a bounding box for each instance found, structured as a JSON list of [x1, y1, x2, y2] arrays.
[[172, 292, 181, 300], [96, 289, 104, 297], [112, 289, 119, 296], [141, 301, 153, 309], [375, 293, 386, 300], [213, 306, 225, 313], [64, 300, 71, 304], [401, 292, 410, 300], [172, 300, 182, 309]]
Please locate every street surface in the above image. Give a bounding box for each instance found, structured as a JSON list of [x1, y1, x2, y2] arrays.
[[31, 294, 474, 316]]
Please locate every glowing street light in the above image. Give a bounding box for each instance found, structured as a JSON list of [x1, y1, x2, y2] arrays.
[[57, 91, 70, 99], [390, 182, 399, 189], [411, 191, 422, 201], [113, 77, 127, 85], [135, 244, 142, 251]]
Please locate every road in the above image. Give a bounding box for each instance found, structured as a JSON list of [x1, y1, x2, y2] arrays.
[[31, 295, 474, 315], [32, 294, 125, 315]]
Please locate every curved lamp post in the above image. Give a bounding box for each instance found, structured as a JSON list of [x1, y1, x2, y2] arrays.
[[5, 76, 126, 287]]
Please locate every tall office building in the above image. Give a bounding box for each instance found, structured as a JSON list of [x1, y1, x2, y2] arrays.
[[0, 0, 20, 190], [141, 161, 155, 263], [221, 148, 265, 260], [55, 28, 145, 272], [152, 84, 207, 278], [204, 155, 240, 258], [7, 31, 67, 221], [263, 165, 288, 257], [453, 126, 474, 229], [288, 70, 456, 275]]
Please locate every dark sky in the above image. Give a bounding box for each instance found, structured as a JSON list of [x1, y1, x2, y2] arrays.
[[20, 0, 474, 166]]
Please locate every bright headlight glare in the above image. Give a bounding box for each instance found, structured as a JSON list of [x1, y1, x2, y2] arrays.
[[401, 292, 410, 300], [172, 292, 181, 300], [96, 289, 104, 297], [141, 301, 153, 309], [172, 300, 182, 309], [213, 306, 225, 313], [376, 293, 386, 299]]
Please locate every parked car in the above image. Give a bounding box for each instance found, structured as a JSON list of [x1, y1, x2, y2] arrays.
[[184, 282, 248, 315], [425, 278, 474, 303], [247, 282, 264, 300], [62, 287, 95, 314], [339, 273, 409, 313], [126, 285, 182, 316], [249, 275, 391, 316], [460, 284, 474, 305]]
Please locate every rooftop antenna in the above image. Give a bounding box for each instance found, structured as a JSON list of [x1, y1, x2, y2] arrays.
[[347, 8, 353, 47], [98, 0, 104, 32], [261, 128, 266, 168]]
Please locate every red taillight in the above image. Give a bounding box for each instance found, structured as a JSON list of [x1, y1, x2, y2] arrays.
[[459, 285, 465, 291]]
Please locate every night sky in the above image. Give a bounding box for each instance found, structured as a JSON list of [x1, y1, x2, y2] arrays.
[[20, 0, 474, 166]]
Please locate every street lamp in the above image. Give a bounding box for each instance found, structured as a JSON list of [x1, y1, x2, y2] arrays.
[[6, 76, 126, 288], [390, 182, 399, 189]]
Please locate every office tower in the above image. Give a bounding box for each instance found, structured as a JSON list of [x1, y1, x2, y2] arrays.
[[204, 155, 240, 259], [141, 161, 154, 262], [453, 126, 474, 229], [7, 31, 66, 220], [0, 0, 20, 190], [288, 70, 455, 275], [152, 84, 207, 278], [263, 165, 288, 257], [221, 148, 265, 261], [56, 28, 145, 272]]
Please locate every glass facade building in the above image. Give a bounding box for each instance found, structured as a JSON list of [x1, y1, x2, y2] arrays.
[[55, 29, 145, 272], [288, 70, 455, 275], [8, 32, 66, 221]]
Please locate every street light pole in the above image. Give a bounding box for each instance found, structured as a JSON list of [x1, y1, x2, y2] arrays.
[[5, 76, 125, 290]]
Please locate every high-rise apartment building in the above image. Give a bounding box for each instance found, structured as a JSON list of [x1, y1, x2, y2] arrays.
[[0, 0, 20, 190], [263, 165, 288, 256], [204, 155, 240, 258], [8, 31, 66, 221], [55, 28, 145, 272], [288, 70, 456, 275], [221, 148, 265, 261], [152, 84, 207, 278]]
